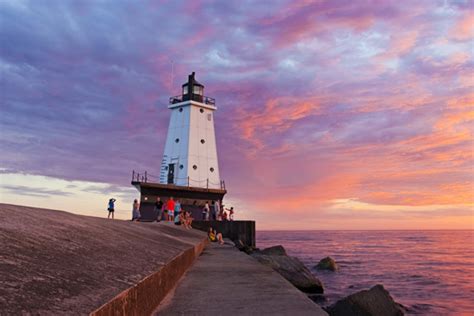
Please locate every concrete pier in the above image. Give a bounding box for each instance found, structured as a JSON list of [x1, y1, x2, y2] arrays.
[[0, 203, 207, 315], [155, 243, 328, 315]]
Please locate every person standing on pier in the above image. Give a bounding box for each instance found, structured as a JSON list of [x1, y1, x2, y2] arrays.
[[203, 202, 210, 221], [227, 207, 234, 221], [131, 199, 140, 221], [154, 197, 163, 222], [166, 197, 175, 222], [107, 198, 116, 219], [215, 201, 221, 221], [211, 201, 217, 221]]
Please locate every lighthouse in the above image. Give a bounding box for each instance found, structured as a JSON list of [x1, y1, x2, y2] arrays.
[[131, 72, 226, 221], [159, 72, 222, 189], [131, 73, 255, 247]]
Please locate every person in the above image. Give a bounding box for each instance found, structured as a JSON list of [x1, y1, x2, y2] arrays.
[[218, 203, 224, 221], [222, 210, 228, 221], [208, 227, 224, 245], [132, 199, 140, 221], [107, 198, 116, 219], [155, 197, 164, 222], [174, 210, 182, 226], [210, 201, 216, 221], [227, 207, 234, 221], [174, 199, 181, 221], [202, 202, 210, 221], [166, 197, 175, 222], [215, 201, 221, 220], [184, 210, 193, 229]]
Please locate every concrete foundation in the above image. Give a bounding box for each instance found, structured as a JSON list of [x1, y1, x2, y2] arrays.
[[191, 220, 256, 248]]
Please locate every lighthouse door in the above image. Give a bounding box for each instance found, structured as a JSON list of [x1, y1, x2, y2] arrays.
[[167, 164, 175, 184]]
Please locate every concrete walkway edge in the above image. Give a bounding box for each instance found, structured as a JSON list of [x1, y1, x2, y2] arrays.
[[90, 238, 209, 316]]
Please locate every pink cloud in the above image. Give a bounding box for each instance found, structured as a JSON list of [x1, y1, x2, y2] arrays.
[[450, 11, 474, 41]]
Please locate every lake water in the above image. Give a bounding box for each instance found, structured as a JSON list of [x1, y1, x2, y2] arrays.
[[256, 230, 474, 315]]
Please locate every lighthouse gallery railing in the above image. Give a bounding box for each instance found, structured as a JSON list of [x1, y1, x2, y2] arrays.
[[169, 94, 216, 106], [131, 170, 226, 190]]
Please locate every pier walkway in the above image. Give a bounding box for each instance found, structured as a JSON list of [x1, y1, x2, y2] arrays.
[[155, 242, 328, 315]]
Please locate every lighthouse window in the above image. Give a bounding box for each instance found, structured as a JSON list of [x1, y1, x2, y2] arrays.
[[199, 108, 204, 113], [193, 165, 197, 170], [179, 108, 183, 112], [193, 85, 203, 96], [207, 114, 212, 121], [210, 167, 214, 172], [179, 164, 184, 169], [175, 138, 180, 143], [200, 139, 205, 144]]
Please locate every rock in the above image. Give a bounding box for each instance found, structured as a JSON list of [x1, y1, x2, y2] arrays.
[[308, 294, 327, 304], [326, 284, 405, 316], [316, 256, 338, 271], [234, 239, 255, 254], [252, 253, 324, 294], [260, 245, 287, 256]]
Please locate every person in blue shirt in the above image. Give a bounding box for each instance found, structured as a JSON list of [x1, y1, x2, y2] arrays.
[[174, 199, 181, 219], [107, 198, 116, 219]]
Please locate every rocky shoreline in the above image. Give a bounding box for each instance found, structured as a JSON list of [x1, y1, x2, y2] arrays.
[[235, 242, 406, 316]]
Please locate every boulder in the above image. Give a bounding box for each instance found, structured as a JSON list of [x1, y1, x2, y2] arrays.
[[234, 239, 255, 254], [260, 245, 287, 256], [252, 253, 324, 294], [316, 256, 338, 271], [326, 284, 405, 316]]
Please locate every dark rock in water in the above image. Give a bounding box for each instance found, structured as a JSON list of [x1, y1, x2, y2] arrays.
[[252, 253, 324, 294], [326, 284, 405, 316], [316, 256, 339, 271], [260, 245, 287, 256], [308, 294, 327, 304], [234, 239, 255, 254]]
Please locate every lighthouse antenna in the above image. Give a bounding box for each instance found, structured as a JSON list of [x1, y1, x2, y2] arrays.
[[170, 60, 175, 93]]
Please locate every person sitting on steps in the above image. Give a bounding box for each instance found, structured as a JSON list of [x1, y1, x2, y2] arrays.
[[208, 227, 224, 245]]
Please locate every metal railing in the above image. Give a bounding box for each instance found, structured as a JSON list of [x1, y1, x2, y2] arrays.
[[169, 94, 216, 106], [131, 170, 225, 190]]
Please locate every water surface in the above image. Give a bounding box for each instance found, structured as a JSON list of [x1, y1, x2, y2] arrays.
[[257, 230, 474, 315]]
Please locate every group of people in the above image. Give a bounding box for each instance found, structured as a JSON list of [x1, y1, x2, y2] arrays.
[[106, 197, 235, 227], [201, 201, 234, 221], [107, 197, 227, 245], [153, 197, 193, 228]]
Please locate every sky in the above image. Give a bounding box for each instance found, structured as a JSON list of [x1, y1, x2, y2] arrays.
[[0, 0, 473, 230]]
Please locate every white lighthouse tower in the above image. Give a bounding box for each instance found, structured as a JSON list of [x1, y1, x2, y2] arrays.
[[159, 72, 222, 189]]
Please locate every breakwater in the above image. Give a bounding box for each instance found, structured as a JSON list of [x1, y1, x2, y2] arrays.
[[0, 204, 207, 315]]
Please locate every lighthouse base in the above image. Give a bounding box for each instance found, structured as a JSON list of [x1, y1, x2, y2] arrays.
[[132, 181, 227, 221]]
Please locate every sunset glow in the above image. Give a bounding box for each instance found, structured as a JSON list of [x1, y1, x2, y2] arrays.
[[0, 0, 473, 229]]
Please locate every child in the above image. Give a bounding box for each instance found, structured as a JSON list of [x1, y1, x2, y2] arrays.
[[228, 207, 234, 221]]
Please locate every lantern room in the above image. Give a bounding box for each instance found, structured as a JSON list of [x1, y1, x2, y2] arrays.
[[182, 72, 204, 103]]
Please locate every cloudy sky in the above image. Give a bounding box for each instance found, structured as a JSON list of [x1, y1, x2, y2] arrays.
[[1, 0, 473, 229]]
